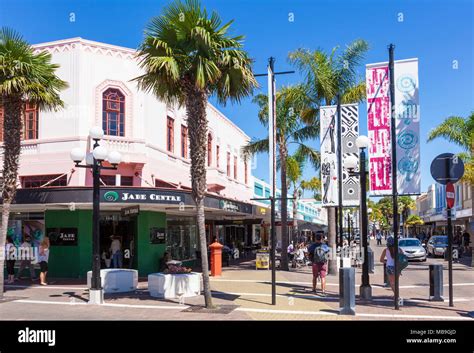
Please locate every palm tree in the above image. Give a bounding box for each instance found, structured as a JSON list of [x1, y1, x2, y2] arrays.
[[242, 84, 319, 270], [398, 196, 416, 236], [289, 39, 369, 275], [134, 0, 257, 308], [0, 28, 67, 297], [427, 112, 474, 184], [286, 154, 321, 244], [405, 215, 424, 236]]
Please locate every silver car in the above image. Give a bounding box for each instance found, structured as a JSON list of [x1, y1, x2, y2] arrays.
[[399, 238, 427, 261]]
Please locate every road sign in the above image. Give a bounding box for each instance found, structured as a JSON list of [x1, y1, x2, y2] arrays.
[[442, 208, 456, 220], [430, 153, 465, 185], [446, 182, 455, 209]]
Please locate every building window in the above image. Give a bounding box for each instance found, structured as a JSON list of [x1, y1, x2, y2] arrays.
[[207, 134, 212, 166], [21, 174, 67, 188], [227, 152, 231, 177], [100, 175, 117, 186], [0, 103, 39, 141], [234, 156, 237, 179], [216, 145, 220, 168], [254, 183, 263, 196], [167, 116, 174, 152], [121, 176, 134, 186], [102, 88, 125, 137], [181, 125, 188, 158], [244, 160, 248, 184]]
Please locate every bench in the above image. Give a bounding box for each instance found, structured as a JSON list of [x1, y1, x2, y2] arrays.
[[87, 269, 138, 293]]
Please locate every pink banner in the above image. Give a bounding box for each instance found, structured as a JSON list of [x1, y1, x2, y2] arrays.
[[366, 64, 392, 195]]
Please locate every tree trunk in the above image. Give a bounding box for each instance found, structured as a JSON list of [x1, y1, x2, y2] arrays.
[[327, 207, 337, 275], [279, 142, 289, 271], [184, 86, 214, 309], [0, 97, 23, 298], [292, 189, 298, 244]]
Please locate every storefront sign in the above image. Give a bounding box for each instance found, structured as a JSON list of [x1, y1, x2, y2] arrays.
[[219, 199, 241, 212], [47, 228, 78, 246], [103, 190, 184, 203], [121, 205, 140, 217], [150, 227, 166, 244]]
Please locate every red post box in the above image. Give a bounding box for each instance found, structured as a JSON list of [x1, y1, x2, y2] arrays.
[[209, 241, 223, 276]]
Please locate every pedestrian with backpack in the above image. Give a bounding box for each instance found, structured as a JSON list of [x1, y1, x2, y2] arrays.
[[380, 236, 408, 298], [308, 234, 330, 296]]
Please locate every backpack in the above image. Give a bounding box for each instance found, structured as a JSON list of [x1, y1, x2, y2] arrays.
[[397, 252, 409, 274], [313, 245, 328, 264]]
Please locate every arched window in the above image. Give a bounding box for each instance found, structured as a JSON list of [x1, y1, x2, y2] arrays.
[[102, 88, 125, 136], [207, 133, 212, 166]]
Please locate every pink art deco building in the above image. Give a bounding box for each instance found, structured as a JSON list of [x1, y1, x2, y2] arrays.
[[0, 38, 259, 278]]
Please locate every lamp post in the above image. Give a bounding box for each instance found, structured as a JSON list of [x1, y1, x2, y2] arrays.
[[70, 126, 122, 304], [344, 135, 372, 301]]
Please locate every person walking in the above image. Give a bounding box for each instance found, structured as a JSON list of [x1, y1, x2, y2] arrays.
[[380, 236, 407, 299], [308, 234, 330, 296], [15, 235, 37, 281], [38, 236, 50, 286], [110, 235, 122, 268], [376, 231, 382, 246], [462, 231, 471, 254], [5, 236, 16, 284]]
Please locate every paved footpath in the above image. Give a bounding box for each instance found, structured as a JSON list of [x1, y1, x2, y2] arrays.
[[1, 244, 473, 321]]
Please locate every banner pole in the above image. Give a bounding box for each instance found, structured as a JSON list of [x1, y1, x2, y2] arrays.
[[389, 43, 400, 310]]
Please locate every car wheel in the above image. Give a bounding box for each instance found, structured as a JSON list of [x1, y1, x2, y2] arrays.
[[422, 257, 427, 262]]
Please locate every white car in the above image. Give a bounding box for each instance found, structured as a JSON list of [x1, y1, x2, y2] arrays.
[[399, 238, 427, 261]]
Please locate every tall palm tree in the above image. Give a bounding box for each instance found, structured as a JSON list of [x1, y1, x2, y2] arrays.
[[427, 112, 474, 184], [286, 154, 321, 244], [242, 84, 319, 270], [134, 0, 257, 308], [289, 39, 369, 275], [0, 28, 67, 297]]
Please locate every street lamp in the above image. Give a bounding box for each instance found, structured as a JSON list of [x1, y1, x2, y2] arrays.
[[70, 126, 122, 304], [344, 135, 372, 300]]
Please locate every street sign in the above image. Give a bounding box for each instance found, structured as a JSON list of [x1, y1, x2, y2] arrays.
[[446, 182, 455, 209], [430, 153, 465, 185]]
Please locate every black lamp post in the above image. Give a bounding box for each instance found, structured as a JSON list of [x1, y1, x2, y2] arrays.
[[70, 126, 122, 304], [344, 135, 372, 301]]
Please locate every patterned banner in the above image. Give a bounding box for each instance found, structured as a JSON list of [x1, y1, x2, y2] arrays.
[[366, 63, 392, 196], [320, 105, 360, 206], [395, 58, 420, 194], [320, 106, 338, 206], [341, 104, 360, 206]]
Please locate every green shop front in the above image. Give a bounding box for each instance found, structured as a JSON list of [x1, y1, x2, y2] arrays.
[[5, 187, 255, 278]]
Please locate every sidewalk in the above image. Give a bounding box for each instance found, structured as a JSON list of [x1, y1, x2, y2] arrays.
[[1, 255, 473, 321]]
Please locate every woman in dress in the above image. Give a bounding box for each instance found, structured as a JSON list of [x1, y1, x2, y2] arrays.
[[38, 236, 50, 286]]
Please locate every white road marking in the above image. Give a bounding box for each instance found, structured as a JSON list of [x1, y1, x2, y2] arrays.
[[235, 307, 472, 320], [12, 299, 188, 310]]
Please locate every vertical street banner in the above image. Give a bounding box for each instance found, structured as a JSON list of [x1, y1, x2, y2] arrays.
[[341, 104, 360, 206], [366, 63, 392, 196], [394, 58, 420, 194], [320, 106, 338, 206]]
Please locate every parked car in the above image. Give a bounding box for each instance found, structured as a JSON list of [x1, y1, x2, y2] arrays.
[[427, 235, 449, 257], [399, 238, 427, 261]]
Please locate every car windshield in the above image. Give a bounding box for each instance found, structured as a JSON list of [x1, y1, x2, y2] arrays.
[[432, 236, 448, 245], [399, 239, 421, 247]]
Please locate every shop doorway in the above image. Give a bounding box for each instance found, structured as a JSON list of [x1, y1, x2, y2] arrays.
[[99, 213, 137, 269]]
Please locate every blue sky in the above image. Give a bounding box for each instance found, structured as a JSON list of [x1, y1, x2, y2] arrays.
[[1, 0, 473, 195]]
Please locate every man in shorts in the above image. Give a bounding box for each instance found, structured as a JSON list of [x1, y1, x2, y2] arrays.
[[308, 234, 329, 296]]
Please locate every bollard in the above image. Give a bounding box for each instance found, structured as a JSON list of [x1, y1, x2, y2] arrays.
[[383, 262, 389, 287], [339, 267, 356, 315], [429, 264, 444, 301], [368, 247, 375, 274]]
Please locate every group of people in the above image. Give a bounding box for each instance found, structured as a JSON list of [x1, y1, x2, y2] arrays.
[[4, 235, 50, 286]]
